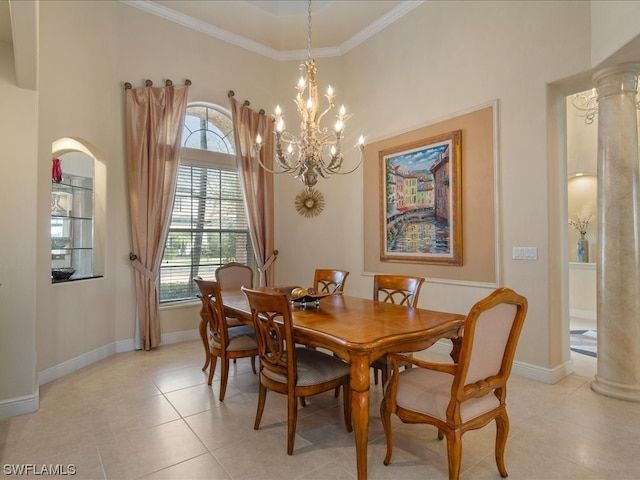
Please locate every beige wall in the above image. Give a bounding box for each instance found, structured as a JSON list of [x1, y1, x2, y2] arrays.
[[3, 0, 640, 417], [591, 1, 640, 66], [278, 0, 595, 373], [0, 41, 38, 405]]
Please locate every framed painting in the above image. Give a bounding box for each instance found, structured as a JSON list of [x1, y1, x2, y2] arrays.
[[380, 130, 462, 265]]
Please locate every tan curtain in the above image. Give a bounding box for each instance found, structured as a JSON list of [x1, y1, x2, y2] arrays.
[[125, 83, 189, 350], [229, 95, 277, 287]]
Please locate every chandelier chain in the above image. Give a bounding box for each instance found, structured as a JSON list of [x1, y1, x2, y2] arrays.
[[307, 0, 312, 61]]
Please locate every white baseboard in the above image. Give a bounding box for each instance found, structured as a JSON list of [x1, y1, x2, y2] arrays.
[[38, 329, 200, 386], [0, 392, 39, 420], [1, 330, 199, 420], [570, 308, 597, 321], [38, 343, 117, 386]]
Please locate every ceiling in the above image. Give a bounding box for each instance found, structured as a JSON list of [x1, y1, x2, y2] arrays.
[[0, 1, 421, 59]]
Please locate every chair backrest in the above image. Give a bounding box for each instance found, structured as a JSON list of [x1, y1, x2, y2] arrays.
[[313, 269, 350, 293], [215, 262, 253, 291], [241, 287, 296, 382], [452, 287, 528, 406], [194, 277, 229, 347], [373, 274, 425, 307]]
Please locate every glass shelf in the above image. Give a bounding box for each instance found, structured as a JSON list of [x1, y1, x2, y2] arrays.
[[51, 172, 94, 280]]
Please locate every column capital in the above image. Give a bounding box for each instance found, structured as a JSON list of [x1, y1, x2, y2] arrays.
[[593, 62, 640, 84]]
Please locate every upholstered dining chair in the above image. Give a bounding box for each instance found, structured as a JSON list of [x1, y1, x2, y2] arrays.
[[215, 262, 254, 326], [241, 286, 353, 455], [193, 278, 258, 402], [380, 287, 528, 480], [371, 274, 425, 387], [215, 262, 254, 290], [313, 269, 350, 293]]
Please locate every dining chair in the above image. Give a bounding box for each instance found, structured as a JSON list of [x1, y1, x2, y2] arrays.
[[371, 274, 425, 387], [194, 276, 247, 372], [380, 287, 528, 480], [313, 269, 349, 293], [215, 262, 254, 326], [193, 278, 258, 402], [215, 261, 254, 290], [241, 286, 353, 455]]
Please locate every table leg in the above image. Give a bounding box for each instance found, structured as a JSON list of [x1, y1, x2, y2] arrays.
[[350, 353, 371, 480]]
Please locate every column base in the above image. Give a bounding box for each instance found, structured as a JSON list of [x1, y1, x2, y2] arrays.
[[591, 375, 640, 402]]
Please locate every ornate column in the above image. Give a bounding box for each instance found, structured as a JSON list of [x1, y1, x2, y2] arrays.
[[592, 63, 640, 401]]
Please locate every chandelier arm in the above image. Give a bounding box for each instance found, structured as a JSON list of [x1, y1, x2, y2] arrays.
[[253, 142, 299, 175], [326, 147, 365, 175], [274, 150, 300, 173], [253, 149, 290, 175], [316, 104, 334, 126]]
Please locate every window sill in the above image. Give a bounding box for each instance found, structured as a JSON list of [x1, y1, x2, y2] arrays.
[[51, 275, 104, 284]]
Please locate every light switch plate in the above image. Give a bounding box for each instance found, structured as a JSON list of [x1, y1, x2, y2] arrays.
[[513, 247, 537, 260]]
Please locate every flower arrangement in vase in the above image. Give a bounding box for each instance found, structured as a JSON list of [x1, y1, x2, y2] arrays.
[[569, 214, 591, 262]]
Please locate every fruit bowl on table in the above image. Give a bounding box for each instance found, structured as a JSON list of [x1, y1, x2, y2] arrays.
[[285, 287, 342, 306]]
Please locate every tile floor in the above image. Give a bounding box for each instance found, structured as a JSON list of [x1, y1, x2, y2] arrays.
[[1, 341, 638, 480]]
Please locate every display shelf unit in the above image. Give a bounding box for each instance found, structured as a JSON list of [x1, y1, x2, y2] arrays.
[[51, 175, 94, 282]]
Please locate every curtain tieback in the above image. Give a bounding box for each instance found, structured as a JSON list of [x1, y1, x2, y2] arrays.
[[258, 250, 279, 275], [129, 253, 157, 281]]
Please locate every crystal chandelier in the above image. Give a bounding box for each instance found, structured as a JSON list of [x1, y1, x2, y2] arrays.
[[570, 88, 599, 125], [570, 76, 640, 124], [254, 0, 365, 190]]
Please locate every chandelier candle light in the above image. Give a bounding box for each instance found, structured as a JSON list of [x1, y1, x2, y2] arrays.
[[254, 0, 365, 195]]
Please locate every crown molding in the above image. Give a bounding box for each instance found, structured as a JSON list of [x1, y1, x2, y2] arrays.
[[340, 1, 423, 54], [122, 0, 283, 59], [121, 0, 424, 61]]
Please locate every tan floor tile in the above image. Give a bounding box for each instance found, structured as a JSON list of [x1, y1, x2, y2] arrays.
[[141, 452, 231, 479], [7, 339, 640, 480], [97, 419, 206, 479]]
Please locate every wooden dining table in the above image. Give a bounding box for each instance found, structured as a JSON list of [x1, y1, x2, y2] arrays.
[[209, 289, 465, 480], [201, 290, 465, 480]]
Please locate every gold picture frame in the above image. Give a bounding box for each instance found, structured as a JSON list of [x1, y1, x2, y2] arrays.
[[380, 130, 462, 265]]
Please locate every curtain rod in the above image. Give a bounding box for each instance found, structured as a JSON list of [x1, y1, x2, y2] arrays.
[[228, 90, 265, 115], [124, 79, 192, 90]]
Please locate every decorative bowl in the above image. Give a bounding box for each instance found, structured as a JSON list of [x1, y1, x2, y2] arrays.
[[51, 237, 71, 249], [52, 267, 75, 280], [290, 292, 340, 303]]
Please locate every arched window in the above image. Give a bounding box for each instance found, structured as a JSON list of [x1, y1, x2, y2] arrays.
[[159, 103, 254, 303], [182, 103, 235, 153]]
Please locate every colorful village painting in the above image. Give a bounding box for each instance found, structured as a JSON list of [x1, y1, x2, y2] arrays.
[[380, 130, 462, 264]]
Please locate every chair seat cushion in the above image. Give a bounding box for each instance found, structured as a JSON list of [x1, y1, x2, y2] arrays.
[[395, 367, 500, 423], [209, 325, 257, 351], [262, 347, 349, 386]]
